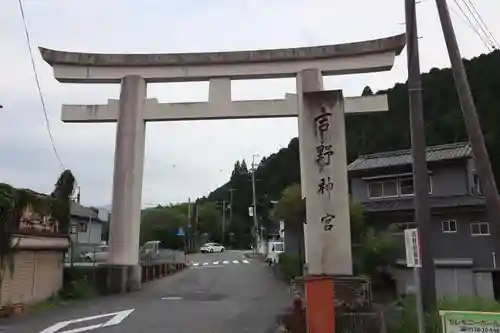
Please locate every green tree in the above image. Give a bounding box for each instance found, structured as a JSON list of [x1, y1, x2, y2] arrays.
[[272, 184, 394, 279], [50, 170, 76, 233], [0, 184, 17, 286], [140, 204, 187, 249]]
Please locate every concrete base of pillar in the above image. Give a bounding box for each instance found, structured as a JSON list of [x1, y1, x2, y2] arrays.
[[105, 265, 141, 294]]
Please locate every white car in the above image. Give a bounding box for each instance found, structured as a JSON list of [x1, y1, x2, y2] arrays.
[[82, 245, 108, 262], [200, 243, 225, 253]]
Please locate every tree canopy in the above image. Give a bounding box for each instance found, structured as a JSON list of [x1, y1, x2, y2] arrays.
[[206, 49, 500, 249]]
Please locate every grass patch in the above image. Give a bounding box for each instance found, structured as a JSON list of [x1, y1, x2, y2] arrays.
[[29, 278, 97, 314], [386, 295, 500, 333]]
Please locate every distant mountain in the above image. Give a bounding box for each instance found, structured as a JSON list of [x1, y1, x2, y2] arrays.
[[94, 204, 112, 211]]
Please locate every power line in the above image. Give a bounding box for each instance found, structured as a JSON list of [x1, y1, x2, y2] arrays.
[[17, 0, 66, 170], [451, 0, 493, 51], [461, 0, 499, 48]]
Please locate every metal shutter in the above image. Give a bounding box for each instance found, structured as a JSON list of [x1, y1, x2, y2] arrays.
[[0, 251, 36, 306], [34, 251, 63, 303]]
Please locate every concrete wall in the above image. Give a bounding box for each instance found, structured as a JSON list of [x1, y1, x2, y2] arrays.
[[370, 210, 493, 268], [393, 267, 494, 300], [1, 250, 65, 307]]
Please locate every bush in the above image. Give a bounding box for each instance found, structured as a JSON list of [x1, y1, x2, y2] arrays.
[[440, 296, 500, 312], [278, 253, 302, 280], [386, 295, 500, 333]]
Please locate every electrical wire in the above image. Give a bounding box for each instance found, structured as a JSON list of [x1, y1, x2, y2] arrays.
[[461, 0, 499, 48], [17, 0, 66, 170], [451, 0, 493, 51]]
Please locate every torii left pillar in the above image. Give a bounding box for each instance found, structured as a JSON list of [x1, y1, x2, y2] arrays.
[[107, 75, 146, 293]]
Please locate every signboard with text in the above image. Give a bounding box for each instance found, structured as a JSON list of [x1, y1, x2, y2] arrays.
[[440, 310, 500, 333], [404, 228, 421, 267], [301, 90, 352, 275]]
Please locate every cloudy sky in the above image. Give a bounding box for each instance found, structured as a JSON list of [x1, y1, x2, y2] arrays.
[[0, 0, 498, 208]]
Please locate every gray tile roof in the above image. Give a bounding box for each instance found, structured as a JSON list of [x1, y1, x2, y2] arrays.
[[362, 194, 485, 212], [70, 201, 98, 219], [348, 142, 472, 172]]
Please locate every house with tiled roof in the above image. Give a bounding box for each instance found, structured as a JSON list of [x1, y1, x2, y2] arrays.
[[68, 202, 110, 260], [348, 142, 498, 299]]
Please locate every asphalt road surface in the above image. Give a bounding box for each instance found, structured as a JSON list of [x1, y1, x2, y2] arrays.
[[0, 250, 292, 333]]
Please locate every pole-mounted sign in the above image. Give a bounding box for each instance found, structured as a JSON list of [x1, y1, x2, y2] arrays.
[[404, 228, 421, 268]]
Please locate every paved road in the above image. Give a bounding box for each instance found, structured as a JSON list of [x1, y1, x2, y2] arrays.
[[0, 250, 292, 333]]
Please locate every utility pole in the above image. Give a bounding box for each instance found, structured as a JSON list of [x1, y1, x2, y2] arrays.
[[251, 154, 259, 253], [229, 188, 235, 224], [222, 200, 226, 239], [405, 0, 437, 313], [187, 198, 191, 249], [434, 0, 500, 260], [216, 200, 227, 242]]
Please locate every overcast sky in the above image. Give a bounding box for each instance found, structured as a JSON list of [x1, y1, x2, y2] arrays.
[[0, 0, 498, 208]]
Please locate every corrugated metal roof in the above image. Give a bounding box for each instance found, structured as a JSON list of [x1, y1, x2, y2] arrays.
[[362, 194, 485, 212], [348, 142, 472, 171]]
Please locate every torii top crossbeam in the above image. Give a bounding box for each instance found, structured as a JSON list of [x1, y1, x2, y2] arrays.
[[39, 33, 405, 83]]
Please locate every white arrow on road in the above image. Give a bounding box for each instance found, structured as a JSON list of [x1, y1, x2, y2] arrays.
[[40, 309, 134, 333]]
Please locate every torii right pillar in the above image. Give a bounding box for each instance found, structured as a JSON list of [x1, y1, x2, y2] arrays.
[[297, 68, 375, 333]]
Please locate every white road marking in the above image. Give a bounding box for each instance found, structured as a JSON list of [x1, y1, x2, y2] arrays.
[[213, 261, 219, 265], [39, 309, 134, 333], [202, 262, 209, 266], [192, 263, 199, 266], [222, 260, 229, 264], [194, 265, 224, 268], [161, 296, 182, 300], [242, 260, 250, 264], [233, 260, 240, 264]]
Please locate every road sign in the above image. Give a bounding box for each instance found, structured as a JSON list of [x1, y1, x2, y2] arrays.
[[177, 227, 185, 236], [404, 228, 421, 267]]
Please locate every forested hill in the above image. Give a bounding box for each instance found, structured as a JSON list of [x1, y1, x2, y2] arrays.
[[206, 49, 500, 239]]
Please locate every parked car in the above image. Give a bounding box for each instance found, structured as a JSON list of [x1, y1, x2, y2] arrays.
[[140, 240, 161, 261], [200, 242, 225, 253], [82, 245, 109, 262]]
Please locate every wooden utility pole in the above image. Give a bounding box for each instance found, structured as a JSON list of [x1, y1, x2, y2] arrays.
[[217, 200, 227, 242], [434, 0, 500, 260], [229, 188, 235, 223], [405, 0, 437, 312]]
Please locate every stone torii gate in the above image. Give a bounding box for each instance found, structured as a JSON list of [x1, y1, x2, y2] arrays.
[[40, 34, 405, 330]]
